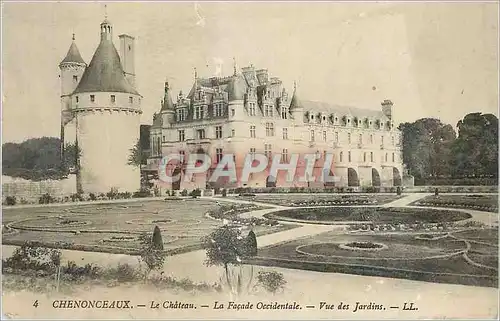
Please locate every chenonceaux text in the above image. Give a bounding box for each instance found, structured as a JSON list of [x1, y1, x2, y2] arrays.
[[52, 300, 132, 309]]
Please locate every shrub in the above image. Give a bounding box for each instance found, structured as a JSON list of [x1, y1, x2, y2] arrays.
[[106, 187, 119, 199], [180, 189, 188, 197], [62, 261, 101, 281], [190, 188, 202, 197], [133, 189, 151, 198], [5, 196, 16, 206], [245, 230, 258, 257], [165, 190, 171, 196], [111, 263, 136, 282], [89, 193, 97, 201], [152, 226, 164, 251], [2, 242, 61, 273], [221, 189, 227, 197], [39, 193, 55, 204], [257, 271, 286, 294]]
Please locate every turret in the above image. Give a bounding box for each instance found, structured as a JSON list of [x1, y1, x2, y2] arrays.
[[289, 81, 304, 124], [381, 99, 393, 120], [59, 34, 86, 111], [161, 81, 175, 125]]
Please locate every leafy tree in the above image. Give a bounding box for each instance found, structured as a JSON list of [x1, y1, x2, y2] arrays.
[[2, 137, 81, 180], [451, 113, 498, 177], [399, 118, 456, 180], [202, 225, 255, 297], [128, 140, 147, 168]]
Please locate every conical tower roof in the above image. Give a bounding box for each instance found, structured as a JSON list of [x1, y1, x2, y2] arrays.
[[289, 82, 302, 110], [227, 74, 247, 101], [73, 26, 139, 95], [60, 36, 86, 65], [161, 82, 175, 112]]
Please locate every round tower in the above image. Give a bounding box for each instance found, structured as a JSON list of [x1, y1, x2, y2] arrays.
[[59, 34, 87, 168], [70, 18, 142, 193]]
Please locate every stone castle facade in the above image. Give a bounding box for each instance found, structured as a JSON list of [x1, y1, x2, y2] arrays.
[[146, 65, 404, 190], [59, 18, 141, 193]]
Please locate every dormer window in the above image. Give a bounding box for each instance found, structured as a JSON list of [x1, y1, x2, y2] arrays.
[[322, 115, 326, 122], [90, 95, 95, 103], [310, 114, 314, 120], [110, 95, 116, 103], [129, 97, 133, 104], [75, 96, 79, 103]]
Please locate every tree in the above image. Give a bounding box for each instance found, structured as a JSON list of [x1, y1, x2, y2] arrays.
[[128, 140, 147, 168], [245, 230, 258, 257], [2, 137, 81, 180], [256, 271, 286, 295], [399, 118, 456, 180], [202, 225, 255, 297], [138, 226, 166, 277], [451, 113, 498, 177], [152, 225, 164, 251]]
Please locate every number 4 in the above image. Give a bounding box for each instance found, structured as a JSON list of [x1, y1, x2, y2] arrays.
[[33, 300, 39, 308]]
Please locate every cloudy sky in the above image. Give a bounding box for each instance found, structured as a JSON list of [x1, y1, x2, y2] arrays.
[[2, 2, 498, 143]]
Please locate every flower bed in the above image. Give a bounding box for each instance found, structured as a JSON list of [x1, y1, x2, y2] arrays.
[[412, 195, 498, 213]]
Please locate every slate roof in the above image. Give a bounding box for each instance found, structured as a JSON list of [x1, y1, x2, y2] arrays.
[[73, 38, 139, 95], [302, 100, 387, 119], [60, 41, 86, 65], [161, 83, 175, 111]]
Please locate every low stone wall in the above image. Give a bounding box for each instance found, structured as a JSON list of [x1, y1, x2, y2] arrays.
[[2, 175, 77, 202]]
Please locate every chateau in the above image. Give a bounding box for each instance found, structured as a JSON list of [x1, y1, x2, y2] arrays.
[[59, 18, 142, 193], [146, 65, 404, 190]]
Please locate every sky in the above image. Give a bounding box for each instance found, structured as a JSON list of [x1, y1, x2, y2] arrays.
[[2, 1, 498, 143]]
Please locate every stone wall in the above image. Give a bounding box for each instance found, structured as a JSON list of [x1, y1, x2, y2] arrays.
[[2, 175, 77, 202]]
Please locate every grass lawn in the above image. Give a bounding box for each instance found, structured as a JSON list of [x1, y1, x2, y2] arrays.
[[2, 199, 297, 255], [265, 207, 472, 224], [234, 194, 402, 206], [412, 194, 499, 212], [250, 228, 498, 288]]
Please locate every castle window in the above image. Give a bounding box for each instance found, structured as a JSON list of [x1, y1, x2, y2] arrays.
[[250, 125, 256, 138], [179, 150, 185, 162], [385, 153, 388, 162], [282, 128, 288, 140], [162, 136, 165, 142], [129, 97, 133, 104], [281, 105, 288, 119], [264, 144, 272, 159], [322, 116, 326, 122], [75, 96, 79, 103], [249, 103, 256, 116], [381, 135, 384, 145], [370, 134, 374, 144], [370, 152, 374, 162], [340, 151, 343, 162], [216, 148, 223, 163], [196, 129, 206, 140], [335, 132, 339, 143], [392, 136, 395, 145], [348, 151, 352, 162], [310, 130, 315, 142], [282, 149, 289, 163], [215, 126, 223, 139], [176, 109, 186, 122], [231, 108, 235, 117], [250, 148, 256, 160], [73, 75, 78, 82], [214, 103, 224, 117], [232, 129, 235, 137], [265, 123, 275, 137], [347, 133, 351, 144], [323, 131, 327, 141], [334, 117, 338, 124], [90, 95, 95, 103], [392, 153, 395, 162], [110, 95, 116, 103], [363, 152, 367, 162], [128, 45, 132, 51], [359, 134, 363, 144], [264, 105, 273, 117], [194, 105, 203, 119], [178, 130, 185, 142]]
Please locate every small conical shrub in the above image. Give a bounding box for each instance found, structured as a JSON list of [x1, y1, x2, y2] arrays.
[[246, 230, 258, 257], [152, 225, 164, 251]]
